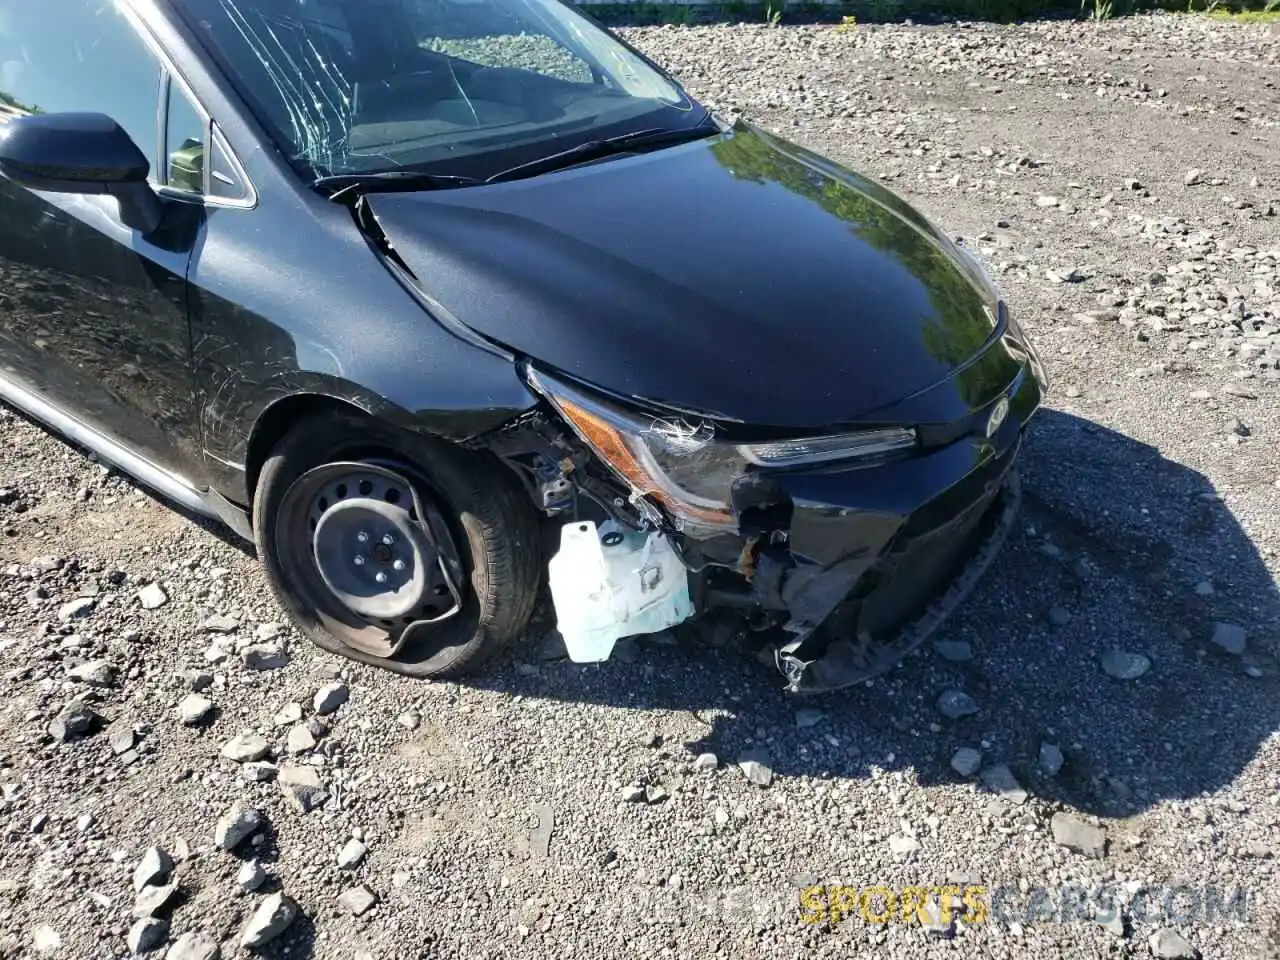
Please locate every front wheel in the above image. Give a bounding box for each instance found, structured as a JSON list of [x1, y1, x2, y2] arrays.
[[252, 409, 542, 678]]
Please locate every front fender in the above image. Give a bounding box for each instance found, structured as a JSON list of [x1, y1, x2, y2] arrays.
[[199, 364, 535, 505]]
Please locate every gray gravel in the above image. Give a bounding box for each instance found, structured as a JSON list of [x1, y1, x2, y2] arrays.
[[1, 12, 1279, 960]]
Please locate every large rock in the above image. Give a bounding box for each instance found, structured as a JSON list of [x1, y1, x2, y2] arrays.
[[48, 700, 97, 742], [127, 917, 168, 955], [164, 932, 221, 960], [178, 695, 214, 726], [273, 702, 303, 727], [241, 644, 289, 671], [1038, 743, 1064, 777], [1149, 928, 1199, 959], [950, 747, 982, 778], [214, 802, 264, 851], [794, 708, 825, 729], [932, 639, 973, 662], [109, 726, 137, 755], [132, 882, 178, 918], [979, 764, 1027, 804], [32, 926, 61, 953], [57, 597, 96, 621], [888, 834, 921, 856], [313, 682, 349, 716], [236, 860, 267, 893], [67, 659, 115, 686], [278, 765, 328, 813], [1210, 622, 1247, 656], [242, 762, 278, 783], [200, 614, 239, 634], [1051, 812, 1107, 858], [338, 885, 378, 917], [337, 838, 368, 870], [1101, 650, 1151, 680], [132, 846, 174, 892], [737, 749, 773, 787], [240, 892, 299, 949], [285, 724, 317, 755], [937, 690, 979, 719], [221, 732, 270, 763], [136, 583, 169, 610]]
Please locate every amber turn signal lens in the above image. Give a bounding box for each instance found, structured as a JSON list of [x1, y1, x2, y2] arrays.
[[553, 396, 735, 529]]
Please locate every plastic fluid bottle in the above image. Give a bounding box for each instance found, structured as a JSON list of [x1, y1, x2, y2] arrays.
[[547, 521, 621, 662], [548, 520, 693, 663]]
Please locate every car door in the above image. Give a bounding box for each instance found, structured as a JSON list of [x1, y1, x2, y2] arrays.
[[0, 0, 205, 482]]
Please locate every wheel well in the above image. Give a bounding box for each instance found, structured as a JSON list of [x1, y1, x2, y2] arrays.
[[244, 395, 374, 508]]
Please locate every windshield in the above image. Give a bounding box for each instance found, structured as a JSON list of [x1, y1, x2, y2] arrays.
[[176, 0, 699, 180]]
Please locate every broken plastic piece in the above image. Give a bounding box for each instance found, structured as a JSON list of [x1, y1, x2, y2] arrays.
[[547, 520, 693, 663]]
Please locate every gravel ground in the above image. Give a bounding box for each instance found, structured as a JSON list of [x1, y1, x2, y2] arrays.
[[3, 12, 1280, 960]]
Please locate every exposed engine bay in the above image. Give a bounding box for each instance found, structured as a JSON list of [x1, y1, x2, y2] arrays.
[[475, 365, 1024, 694]]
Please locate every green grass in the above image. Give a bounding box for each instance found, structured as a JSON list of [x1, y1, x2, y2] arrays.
[[1206, 5, 1280, 18]]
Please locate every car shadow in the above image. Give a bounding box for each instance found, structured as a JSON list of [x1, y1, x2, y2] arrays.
[[0, 403, 256, 559], [472, 408, 1280, 818], [9, 395, 1276, 817]]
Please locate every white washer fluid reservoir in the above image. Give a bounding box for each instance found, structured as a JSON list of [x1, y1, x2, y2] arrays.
[[547, 519, 693, 663]]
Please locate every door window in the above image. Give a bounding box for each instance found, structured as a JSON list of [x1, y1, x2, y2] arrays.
[[0, 1, 162, 170]]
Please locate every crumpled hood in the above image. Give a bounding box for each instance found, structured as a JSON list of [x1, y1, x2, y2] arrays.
[[366, 123, 1000, 429]]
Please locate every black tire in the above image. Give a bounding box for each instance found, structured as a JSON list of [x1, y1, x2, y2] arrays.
[[252, 408, 542, 678]]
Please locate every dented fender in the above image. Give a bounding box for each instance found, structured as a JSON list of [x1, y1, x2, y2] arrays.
[[186, 190, 537, 503]]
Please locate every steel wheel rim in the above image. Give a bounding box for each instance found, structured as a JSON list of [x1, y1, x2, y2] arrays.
[[278, 460, 463, 654]]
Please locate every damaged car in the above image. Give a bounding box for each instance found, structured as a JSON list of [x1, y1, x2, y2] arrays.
[[0, 0, 1046, 692]]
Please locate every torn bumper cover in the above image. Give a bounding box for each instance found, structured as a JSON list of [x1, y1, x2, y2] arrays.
[[766, 447, 1022, 693], [523, 350, 1043, 694]]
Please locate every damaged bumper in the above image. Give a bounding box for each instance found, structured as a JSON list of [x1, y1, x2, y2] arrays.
[[509, 340, 1043, 692], [689, 362, 1040, 693], [767, 445, 1022, 692]]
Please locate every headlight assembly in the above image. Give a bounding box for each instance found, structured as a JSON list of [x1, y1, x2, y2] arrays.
[[526, 368, 917, 534]]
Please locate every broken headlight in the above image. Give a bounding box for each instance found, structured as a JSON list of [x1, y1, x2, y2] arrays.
[[527, 368, 917, 533]]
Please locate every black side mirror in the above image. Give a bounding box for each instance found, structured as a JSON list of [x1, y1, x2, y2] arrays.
[[0, 112, 166, 234]]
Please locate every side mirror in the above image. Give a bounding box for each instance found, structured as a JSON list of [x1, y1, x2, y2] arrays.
[[0, 112, 166, 234]]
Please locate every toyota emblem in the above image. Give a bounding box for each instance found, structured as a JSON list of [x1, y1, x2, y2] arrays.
[[986, 397, 1010, 438]]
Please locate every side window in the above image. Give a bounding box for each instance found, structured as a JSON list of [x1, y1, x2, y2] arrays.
[[164, 81, 207, 195], [208, 132, 249, 203], [0, 0, 161, 162]]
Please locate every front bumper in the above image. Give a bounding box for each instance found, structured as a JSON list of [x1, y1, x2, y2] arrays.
[[689, 356, 1042, 693]]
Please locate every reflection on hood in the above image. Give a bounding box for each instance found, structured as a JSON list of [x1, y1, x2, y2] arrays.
[[366, 124, 1010, 428]]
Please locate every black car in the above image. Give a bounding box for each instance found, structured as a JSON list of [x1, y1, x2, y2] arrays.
[[0, 0, 1046, 693]]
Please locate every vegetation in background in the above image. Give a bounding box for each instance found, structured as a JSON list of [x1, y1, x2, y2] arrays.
[[1206, 0, 1280, 17], [583, 0, 1279, 24], [0, 91, 42, 115]]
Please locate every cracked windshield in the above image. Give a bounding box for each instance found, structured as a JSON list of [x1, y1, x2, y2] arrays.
[[179, 0, 697, 178]]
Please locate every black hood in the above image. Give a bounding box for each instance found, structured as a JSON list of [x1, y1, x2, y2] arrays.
[[366, 124, 1001, 430]]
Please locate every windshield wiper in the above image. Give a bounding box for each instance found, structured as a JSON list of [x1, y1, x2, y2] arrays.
[[315, 113, 722, 198], [485, 116, 723, 185], [315, 170, 484, 203]]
